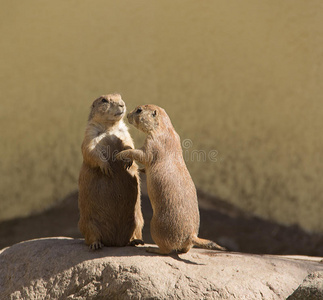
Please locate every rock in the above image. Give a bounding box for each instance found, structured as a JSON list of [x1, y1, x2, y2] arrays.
[[287, 271, 323, 300], [0, 237, 322, 300]]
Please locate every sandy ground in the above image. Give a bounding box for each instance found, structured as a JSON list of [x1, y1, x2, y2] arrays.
[[1, 176, 322, 256]]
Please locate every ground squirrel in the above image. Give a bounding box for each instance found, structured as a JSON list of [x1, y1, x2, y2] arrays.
[[78, 94, 144, 250], [116, 104, 225, 254]]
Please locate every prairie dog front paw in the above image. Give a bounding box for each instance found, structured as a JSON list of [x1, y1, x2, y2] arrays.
[[100, 162, 113, 177], [116, 150, 132, 161]]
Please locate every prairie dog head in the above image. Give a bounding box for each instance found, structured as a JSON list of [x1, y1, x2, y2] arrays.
[[127, 104, 172, 133], [89, 94, 126, 124]]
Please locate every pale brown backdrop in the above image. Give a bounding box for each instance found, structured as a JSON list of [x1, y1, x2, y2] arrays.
[[1, 1, 322, 233]]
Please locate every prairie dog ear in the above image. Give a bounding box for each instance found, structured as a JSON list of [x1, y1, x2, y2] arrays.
[[152, 110, 157, 117]]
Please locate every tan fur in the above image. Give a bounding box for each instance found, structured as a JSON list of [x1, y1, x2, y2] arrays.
[[116, 105, 225, 254], [78, 94, 144, 250]]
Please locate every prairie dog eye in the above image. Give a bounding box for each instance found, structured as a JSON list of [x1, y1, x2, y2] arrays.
[[136, 107, 142, 114], [102, 98, 108, 103]]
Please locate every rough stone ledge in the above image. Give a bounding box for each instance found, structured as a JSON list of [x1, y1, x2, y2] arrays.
[[1, 237, 322, 299]]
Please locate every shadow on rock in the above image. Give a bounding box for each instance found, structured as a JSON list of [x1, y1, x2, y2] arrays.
[[0, 187, 322, 256]]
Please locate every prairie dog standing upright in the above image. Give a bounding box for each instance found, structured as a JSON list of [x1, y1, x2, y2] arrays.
[[116, 104, 225, 254], [78, 94, 144, 250]]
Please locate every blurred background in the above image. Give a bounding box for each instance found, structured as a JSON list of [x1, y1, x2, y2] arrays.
[[1, 1, 322, 253]]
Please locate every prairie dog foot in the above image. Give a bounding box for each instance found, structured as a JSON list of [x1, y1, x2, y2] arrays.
[[128, 239, 145, 246], [90, 241, 103, 250]]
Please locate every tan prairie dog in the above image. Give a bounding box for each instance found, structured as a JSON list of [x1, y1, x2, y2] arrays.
[[116, 104, 225, 255], [78, 94, 144, 250]]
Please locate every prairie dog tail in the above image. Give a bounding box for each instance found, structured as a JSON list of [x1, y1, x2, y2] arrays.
[[192, 235, 226, 251]]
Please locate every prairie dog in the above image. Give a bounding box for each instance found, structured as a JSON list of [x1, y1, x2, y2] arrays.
[[78, 94, 144, 250], [116, 104, 225, 254]]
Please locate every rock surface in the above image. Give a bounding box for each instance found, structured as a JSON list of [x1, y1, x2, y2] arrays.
[[1, 237, 322, 300]]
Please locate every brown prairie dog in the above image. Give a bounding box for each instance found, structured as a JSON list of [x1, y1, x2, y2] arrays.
[[116, 104, 225, 255], [78, 94, 144, 250]]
